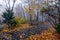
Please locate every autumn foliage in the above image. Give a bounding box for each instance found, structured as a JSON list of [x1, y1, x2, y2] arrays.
[[26, 27, 60, 40]]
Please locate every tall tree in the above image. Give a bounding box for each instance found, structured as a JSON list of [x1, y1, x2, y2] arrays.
[[2, 0, 17, 27], [54, 0, 60, 34], [4, 0, 16, 11], [24, 0, 41, 21], [24, 0, 35, 21]]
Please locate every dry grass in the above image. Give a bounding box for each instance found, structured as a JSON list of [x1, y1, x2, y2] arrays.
[[1, 24, 32, 32]]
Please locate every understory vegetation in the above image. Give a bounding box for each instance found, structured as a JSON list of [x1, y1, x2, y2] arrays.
[[0, 0, 60, 40]]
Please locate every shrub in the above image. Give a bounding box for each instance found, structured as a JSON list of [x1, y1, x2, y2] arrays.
[[41, 7, 49, 13], [54, 14, 60, 34], [2, 9, 14, 23], [8, 19, 17, 26], [13, 17, 28, 26], [54, 24, 60, 34], [2, 9, 17, 27]]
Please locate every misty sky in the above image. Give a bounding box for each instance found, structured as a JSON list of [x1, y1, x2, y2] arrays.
[[0, 0, 23, 14], [0, 0, 36, 15], [0, 0, 55, 15], [0, 0, 56, 21]]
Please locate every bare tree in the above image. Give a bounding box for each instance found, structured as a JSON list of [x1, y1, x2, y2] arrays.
[[4, 0, 16, 11]]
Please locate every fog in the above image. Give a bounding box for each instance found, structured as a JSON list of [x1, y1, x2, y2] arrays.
[[0, 0, 54, 22]]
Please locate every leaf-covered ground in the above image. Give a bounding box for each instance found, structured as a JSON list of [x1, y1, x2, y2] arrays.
[[26, 27, 60, 40], [0, 22, 60, 40]]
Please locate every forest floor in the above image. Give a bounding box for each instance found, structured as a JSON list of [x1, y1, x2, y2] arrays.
[[0, 21, 60, 40]]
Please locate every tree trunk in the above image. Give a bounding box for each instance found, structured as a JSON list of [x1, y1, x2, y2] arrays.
[[30, 14, 32, 21]]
